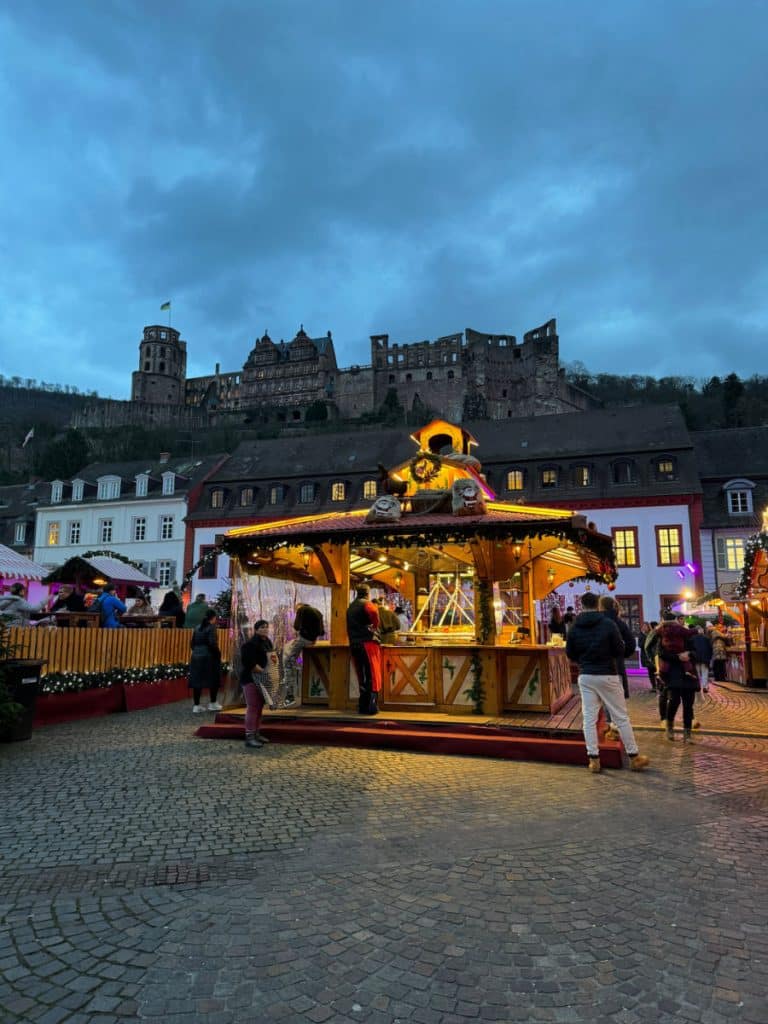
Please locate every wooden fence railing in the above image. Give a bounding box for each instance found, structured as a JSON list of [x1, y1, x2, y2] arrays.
[[7, 627, 233, 676]]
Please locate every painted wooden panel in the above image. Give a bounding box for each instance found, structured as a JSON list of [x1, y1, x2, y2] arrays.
[[303, 647, 330, 703], [438, 650, 474, 707], [503, 652, 544, 707], [381, 647, 433, 704]]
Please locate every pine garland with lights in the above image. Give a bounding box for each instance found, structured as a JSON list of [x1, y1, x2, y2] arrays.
[[735, 531, 768, 599], [39, 662, 231, 695], [82, 550, 147, 574], [180, 546, 223, 593]]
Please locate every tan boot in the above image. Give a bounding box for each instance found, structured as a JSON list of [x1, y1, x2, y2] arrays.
[[588, 756, 602, 774], [629, 754, 650, 771]]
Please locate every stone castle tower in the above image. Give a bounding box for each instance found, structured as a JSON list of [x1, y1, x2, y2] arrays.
[[131, 325, 187, 405]]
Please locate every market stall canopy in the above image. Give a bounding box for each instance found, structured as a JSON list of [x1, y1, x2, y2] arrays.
[[43, 555, 160, 588], [0, 543, 49, 581]]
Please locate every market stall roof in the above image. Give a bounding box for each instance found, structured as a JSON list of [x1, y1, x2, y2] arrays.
[[43, 555, 160, 588], [222, 502, 616, 582], [0, 543, 49, 581]]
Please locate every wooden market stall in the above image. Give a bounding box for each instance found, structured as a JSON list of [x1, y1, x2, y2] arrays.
[[221, 419, 618, 716], [725, 530, 768, 687]]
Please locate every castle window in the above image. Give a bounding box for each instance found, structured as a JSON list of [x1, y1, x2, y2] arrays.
[[513, 348, 521, 358], [144, 362, 150, 371], [331, 481, 346, 502], [269, 485, 285, 505], [161, 347, 166, 357], [502, 389, 508, 398], [405, 373, 412, 382], [447, 370, 455, 380], [299, 482, 316, 504], [389, 374, 395, 384], [426, 372, 432, 380], [363, 480, 377, 500], [210, 488, 225, 509], [506, 470, 524, 491], [160, 331, 167, 339], [239, 487, 254, 507], [159, 362, 165, 372]]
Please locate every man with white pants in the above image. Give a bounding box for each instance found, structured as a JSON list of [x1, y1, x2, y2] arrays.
[[566, 591, 650, 774]]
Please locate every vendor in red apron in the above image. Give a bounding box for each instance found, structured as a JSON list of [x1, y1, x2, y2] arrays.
[[346, 584, 381, 715]]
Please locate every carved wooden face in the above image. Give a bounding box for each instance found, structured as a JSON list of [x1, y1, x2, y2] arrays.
[[451, 478, 486, 516], [366, 494, 402, 523]]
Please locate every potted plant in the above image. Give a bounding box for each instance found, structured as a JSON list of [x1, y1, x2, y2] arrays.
[[0, 619, 45, 742]]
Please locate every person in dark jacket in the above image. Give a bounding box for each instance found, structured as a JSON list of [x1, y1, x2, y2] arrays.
[[656, 612, 699, 742], [566, 592, 649, 774], [158, 589, 185, 628], [639, 621, 659, 691], [549, 606, 566, 639], [374, 599, 401, 643], [598, 595, 636, 739], [188, 609, 222, 713], [691, 627, 713, 692], [240, 619, 275, 749], [346, 584, 381, 715], [279, 603, 325, 707]]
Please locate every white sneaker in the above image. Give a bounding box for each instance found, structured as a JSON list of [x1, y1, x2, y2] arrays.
[[207, 702, 223, 712], [192, 705, 205, 714]]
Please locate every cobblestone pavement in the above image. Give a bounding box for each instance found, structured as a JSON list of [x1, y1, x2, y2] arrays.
[[2, 697, 768, 1024]]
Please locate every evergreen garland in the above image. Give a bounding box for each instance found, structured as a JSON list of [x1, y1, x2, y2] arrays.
[[735, 531, 768, 599]]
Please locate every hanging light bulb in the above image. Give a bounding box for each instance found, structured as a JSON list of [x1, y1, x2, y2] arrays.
[[546, 566, 556, 586], [302, 547, 312, 570]]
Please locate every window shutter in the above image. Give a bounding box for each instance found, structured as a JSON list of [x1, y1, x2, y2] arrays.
[[715, 538, 725, 569]]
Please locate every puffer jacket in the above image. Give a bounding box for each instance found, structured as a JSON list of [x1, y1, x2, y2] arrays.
[[565, 611, 625, 676]]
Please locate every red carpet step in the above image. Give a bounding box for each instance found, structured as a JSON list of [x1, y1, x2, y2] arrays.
[[195, 716, 624, 769]]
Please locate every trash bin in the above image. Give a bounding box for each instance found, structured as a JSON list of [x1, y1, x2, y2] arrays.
[[0, 659, 44, 742]]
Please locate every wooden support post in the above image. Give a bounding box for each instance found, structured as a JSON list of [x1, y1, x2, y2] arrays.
[[326, 542, 350, 709]]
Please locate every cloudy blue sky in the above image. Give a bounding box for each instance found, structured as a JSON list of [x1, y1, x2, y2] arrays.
[[1, 1, 766, 399]]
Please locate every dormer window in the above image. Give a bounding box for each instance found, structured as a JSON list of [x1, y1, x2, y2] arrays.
[[51, 481, 63, 504], [572, 465, 592, 487], [162, 472, 175, 496], [14, 522, 26, 545], [540, 467, 558, 488], [210, 488, 225, 509], [655, 457, 677, 481], [611, 460, 637, 485], [331, 482, 346, 502], [724, 479, 755, 515], [97, 476, 121, 501], [135, 475, 148, 497], [299, 482, 317, 504], [72, 479, 84, 502]]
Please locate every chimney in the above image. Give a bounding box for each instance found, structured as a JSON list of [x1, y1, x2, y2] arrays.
[[159, 452, 171, 464]]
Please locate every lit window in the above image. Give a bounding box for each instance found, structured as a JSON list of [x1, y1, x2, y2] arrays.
[[99, 519, 113, 544], [133, 517, 146, 542], [47, 521, 60, 546], [656, 458, 676, 481], [363, 480, 377, 500], [541, 468, 558, 488], [656, 526, 683, 566], [612, 528, 639, 567], [716, 537, 745, 571], [160, 515, 174, 540], [269, 485, 284, 506], [728, 490, 751, 514], [573, 466, 591, 487], [239, 487, 254, 507], [162, 473, 175, 495], [299, 483, 316, 504], [68, 521, 81, 545], [210, 489, 225, 509], [506, 470, 524, 491], [331, 482, 346, 502]]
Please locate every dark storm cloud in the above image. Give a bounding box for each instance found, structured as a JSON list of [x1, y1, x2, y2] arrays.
[[0, 1, 766, 395]]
